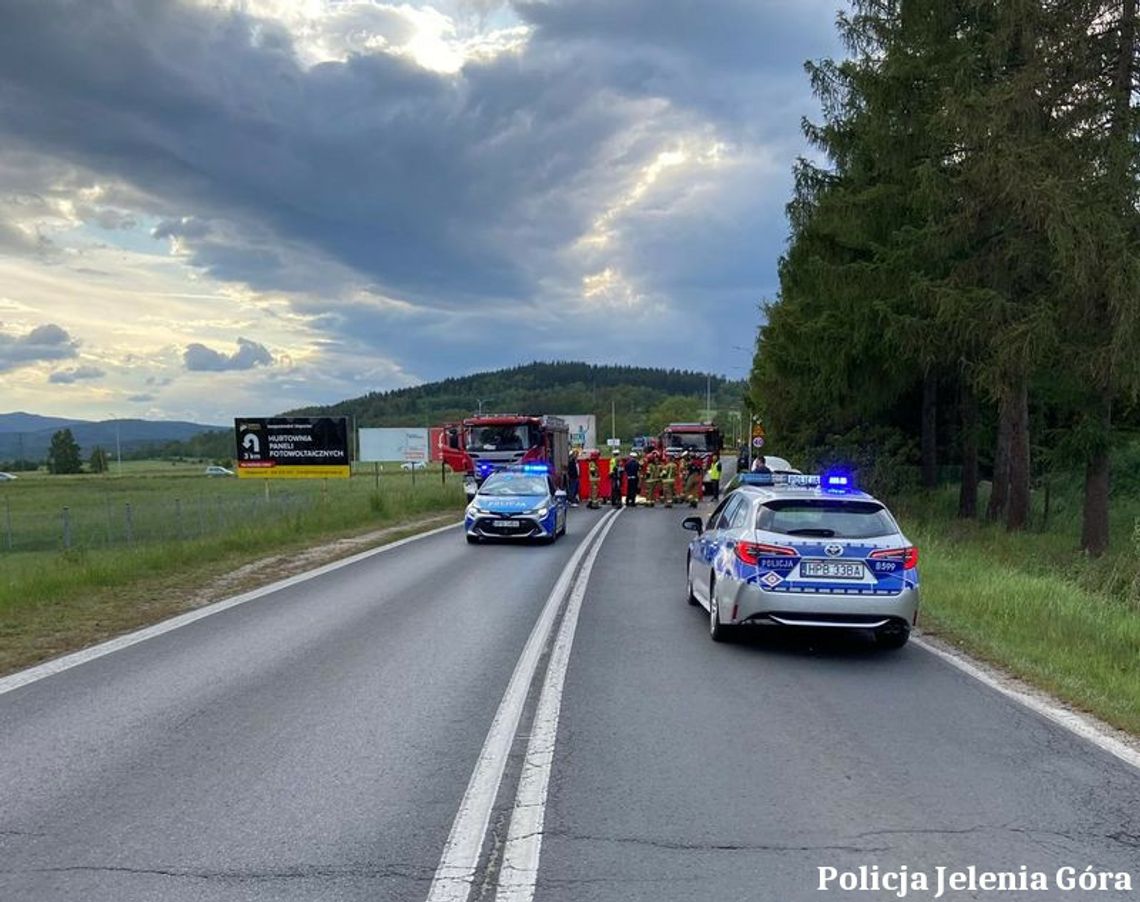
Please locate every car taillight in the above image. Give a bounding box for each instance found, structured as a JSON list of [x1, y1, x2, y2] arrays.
[[736, 542, 796, 565], [870, 546, 919, 569]]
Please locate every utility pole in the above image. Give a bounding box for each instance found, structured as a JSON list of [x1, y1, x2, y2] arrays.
[[476, 398, 492, 415], [706, 374, 712, 421], [611, 400, 616, 443], [115, 419, 122, 476]]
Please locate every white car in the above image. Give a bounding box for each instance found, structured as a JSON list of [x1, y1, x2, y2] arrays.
[[204, 465, 234, 477], [0, 472, 18, 481], [401, 460, 427, 471]]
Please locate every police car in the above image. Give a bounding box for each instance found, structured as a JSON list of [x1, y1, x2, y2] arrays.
[[682, 471, 918, 648], [465, 465, 568, 544]]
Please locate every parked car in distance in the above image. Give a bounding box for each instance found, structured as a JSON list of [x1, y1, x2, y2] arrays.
[[204, 465, 234, 477], [401, 460, 427, 471], [0, 472, 18, 481]]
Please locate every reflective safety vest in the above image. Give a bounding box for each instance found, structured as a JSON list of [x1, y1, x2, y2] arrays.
[[708, 460, 721, 480]]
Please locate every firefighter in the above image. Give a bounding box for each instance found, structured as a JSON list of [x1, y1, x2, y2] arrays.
[[707, 453, 722, 501], [609, 449, 623, 508], [641, 451, 659, 506], [587, 454, 601, 509], [683, 451, 704, 507], [659, 454, 677, 508]]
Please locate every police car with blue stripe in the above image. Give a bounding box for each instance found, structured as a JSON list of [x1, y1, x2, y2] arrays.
[[465, 465, 568, 544], [682, 471, 918, 648]]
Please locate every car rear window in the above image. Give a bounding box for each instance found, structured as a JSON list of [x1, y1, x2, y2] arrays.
[[756, 499, 897, 539]]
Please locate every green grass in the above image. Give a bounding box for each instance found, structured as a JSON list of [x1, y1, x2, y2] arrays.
[[0, 464, 466, 674], [894, 485, 1140, 736]]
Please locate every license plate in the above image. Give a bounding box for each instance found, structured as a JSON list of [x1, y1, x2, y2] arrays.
[[493, 519, 521, 528], [801, 560, 864, 580]]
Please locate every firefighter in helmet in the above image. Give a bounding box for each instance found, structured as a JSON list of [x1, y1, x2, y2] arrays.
[[659, 452, 678, 508], [683, 450, 704, 508], [641, 451, 659, 507], [609, 449, 623, 508]]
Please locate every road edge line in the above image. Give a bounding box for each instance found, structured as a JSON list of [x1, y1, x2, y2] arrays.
[[425, 509, 621, 902], [0, 520, 461, 698], [494, 510, 622, 902], [914, 634, 1140, 772]]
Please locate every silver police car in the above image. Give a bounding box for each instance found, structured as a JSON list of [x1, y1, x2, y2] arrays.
[[682, 473, 918, 648]]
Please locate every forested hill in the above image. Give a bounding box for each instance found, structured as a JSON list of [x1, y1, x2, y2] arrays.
[[288, 362, 745, 439]]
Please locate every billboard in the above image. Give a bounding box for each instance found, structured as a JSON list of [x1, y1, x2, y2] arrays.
[[234, 417, 350, 479], [359, 427, 430, 463], [558, 415, 596, 450]]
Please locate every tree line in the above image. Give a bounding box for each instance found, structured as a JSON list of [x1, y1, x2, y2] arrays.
[[751, 0, 1139, 555]]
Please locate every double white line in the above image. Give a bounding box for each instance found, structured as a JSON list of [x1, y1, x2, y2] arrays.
[[426, 508, 622, 902]]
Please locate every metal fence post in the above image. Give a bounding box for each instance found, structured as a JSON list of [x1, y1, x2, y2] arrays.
[[125, 502, 134, 547], [62, 506, 72, 550]]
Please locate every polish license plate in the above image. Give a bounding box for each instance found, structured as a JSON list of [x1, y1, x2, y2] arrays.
[[493, 519, 521, 528], [801, 560, 864, 580]]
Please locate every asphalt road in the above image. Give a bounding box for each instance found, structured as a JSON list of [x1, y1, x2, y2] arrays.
[[2, 488, 1139, 902]]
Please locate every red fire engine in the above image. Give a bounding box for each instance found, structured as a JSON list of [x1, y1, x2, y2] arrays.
[[659, 422, 723, 467], [439, 414, 570, 498]]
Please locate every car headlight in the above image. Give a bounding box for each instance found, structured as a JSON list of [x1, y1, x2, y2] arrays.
[[531, 506, 550, 518]]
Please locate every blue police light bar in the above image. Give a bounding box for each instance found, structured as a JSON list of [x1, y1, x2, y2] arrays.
[[821, 469, 854, 493], [520, 463, 552, 474], [785, 474, 821, 487], [738, 472, 774, 486]]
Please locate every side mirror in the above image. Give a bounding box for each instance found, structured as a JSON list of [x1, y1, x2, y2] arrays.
[[681, 516, 703, 534]]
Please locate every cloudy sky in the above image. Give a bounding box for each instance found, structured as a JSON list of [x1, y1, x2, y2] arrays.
[[0, 0, 841, 424]]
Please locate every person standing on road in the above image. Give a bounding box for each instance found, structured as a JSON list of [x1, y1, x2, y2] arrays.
[[707, 454, 722, 502], [567, 449, 580, 506], [624, 451, 640, 507], [587, 454, 601, 509], [609, 450, 624, 508], [659, 455, 677, 508], [683, 451, 704, 507], [642, 451, 659, 507]]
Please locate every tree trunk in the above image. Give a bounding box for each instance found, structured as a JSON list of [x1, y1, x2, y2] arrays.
[[958, 383, 979, 519], [921, 371, 938, 489], [1080, 397, 1112, 556], [986, 397, 1011, 522], [1006, 378, 1031, 532]]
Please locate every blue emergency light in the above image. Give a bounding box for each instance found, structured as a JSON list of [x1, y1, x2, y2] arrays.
[[821, 469, 854, 493], [519, 463, 552, 475]]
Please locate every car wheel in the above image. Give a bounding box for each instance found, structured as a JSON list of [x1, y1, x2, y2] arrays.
[[708, 578, 734, 642], [875, 623, 910, 649], [686, 556, 700, 606]]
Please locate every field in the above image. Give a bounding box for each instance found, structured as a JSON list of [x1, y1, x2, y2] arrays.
[[895, 481, 1140, 736], [0, 461, 466, 674]]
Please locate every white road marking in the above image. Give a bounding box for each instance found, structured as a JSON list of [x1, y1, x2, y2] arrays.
[[0, 521, 461, 698], [495, 510, 621, 902], [914, 635, 1140, 772], [425, 509, 621, 902]]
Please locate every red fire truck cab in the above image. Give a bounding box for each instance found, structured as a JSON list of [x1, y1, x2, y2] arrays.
[[659, 422, 723, 467], [440, 414, 571, 499]]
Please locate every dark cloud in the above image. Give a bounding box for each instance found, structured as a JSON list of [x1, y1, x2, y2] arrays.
[[183, 337, 273, 372], [0, 0, 840, 389], [0, 322, 79, 372], [127, 392, 156, 402], [48, 364, 106, 384]]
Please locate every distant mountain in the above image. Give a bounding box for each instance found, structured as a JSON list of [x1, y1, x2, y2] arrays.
[[286, 361, 746, 440], [0, 413, 227, 460]]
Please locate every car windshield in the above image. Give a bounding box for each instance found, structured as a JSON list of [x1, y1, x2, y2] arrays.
[[467, 425, 533, 451], [480, 476, 548, 497], [665, 432, 710, 452], [756, 499, 897, 539]]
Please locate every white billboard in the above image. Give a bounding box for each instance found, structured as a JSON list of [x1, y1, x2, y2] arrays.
[[358, 428, 429, 463], [558, 415, 596, 450]]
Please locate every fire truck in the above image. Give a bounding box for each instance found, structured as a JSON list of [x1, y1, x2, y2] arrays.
[[659, 421, 723, 498], [439, 414, 571, 499]]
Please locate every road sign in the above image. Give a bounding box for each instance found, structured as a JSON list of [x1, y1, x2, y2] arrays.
[[606, 438, 621, 447], [359, 428, 429, 463], [235, 417, 351, 479], [752, 436, 765, 449]]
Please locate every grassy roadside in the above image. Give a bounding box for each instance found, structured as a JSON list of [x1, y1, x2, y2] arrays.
[[0, 471, 466, 677], [895, 488, 1140, 736]]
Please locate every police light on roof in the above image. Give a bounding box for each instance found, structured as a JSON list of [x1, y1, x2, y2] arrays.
[[822, 469, 853, 493], [521, 463, 552, 474]]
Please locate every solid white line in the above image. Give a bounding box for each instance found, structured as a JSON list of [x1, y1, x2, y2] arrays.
[[0, 521, 461, 698], [495, 510, 622, 902], [914, 635, 1140, 772], [425, 509, 621, 902]]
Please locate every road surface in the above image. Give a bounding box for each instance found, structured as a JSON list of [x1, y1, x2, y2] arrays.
[[2, 491, 1138, 901]]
